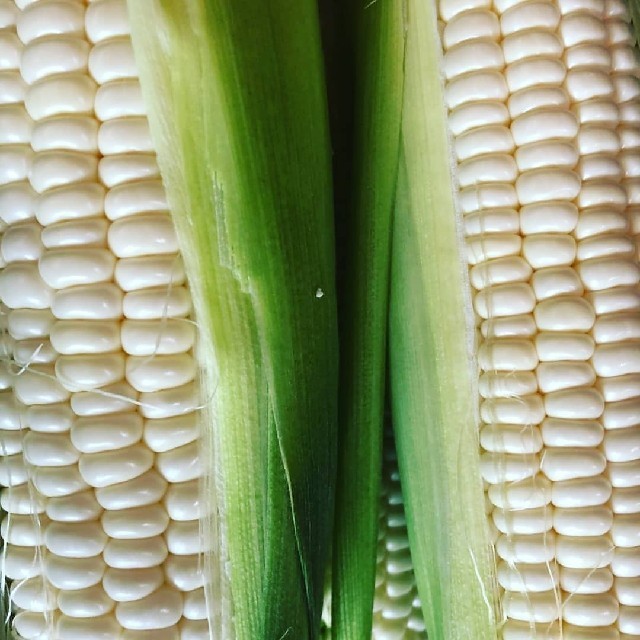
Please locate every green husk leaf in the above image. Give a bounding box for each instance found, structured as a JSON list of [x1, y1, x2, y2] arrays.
[[127, 2, 339, 638], [389, 1, 499, 638], [331, 1, 406, 638]]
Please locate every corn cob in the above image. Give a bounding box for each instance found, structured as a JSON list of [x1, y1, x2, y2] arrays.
[[0, 1, 208, 638], [388, 0, 640, 637], [439, 0, 640, 635]]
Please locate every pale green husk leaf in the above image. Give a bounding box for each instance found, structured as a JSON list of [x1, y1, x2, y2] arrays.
[[127, 2, 339, 638], [389, 1, 500, 638]]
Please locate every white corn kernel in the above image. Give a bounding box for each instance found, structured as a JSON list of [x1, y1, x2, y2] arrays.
[[154, 438, 202, 482], [537, 362, 597, 393], [17, 1, 85, 44], [57, 584, 115, 618], [20, 37, 89, 85], [443, 40, 505, 80], [552, 476, 611, 508], [502, 591, 560, 623], [542, 448, 606, 481], [101, 503, 169, 540], [50, 319, 120, 354], [523, 234, 576, 268], [115, 586, 183, 631], [562, 593, 619, 626], [44, 553, 106, 590], [520, 201, 579, 234], [79, 443, 154, 488], [503, 30, 563, 63], [98, 153, 160, 187], [44, 520, 107, 558], [32, 116, 99, 154], [446, 70, 509, 110], [103, 536, 168, 569], [71, 412, 143, 454], [480, 423, 542, 455], [95, 469, 167, 510], [46, 490, 103, 522], [88, 37, 137, 84], [515, 140, 579, 171], [102, 566, 163, 602], [508, 86, 569, 118], [85, 0, 130, 44], [561, 567, 614, 594], [25, 74, 96, 121], [442, 8, 499, 47], [497, 561, 559, 593]]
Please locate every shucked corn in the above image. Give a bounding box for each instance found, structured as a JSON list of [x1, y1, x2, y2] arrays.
[[0, 1, 207, 638], [438, 0, 640, 635]]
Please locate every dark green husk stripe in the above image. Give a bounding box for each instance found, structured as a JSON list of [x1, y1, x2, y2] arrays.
[[330, 1, 406, 638], [128, 1, 338, 638], [0, 505, 8, 640]]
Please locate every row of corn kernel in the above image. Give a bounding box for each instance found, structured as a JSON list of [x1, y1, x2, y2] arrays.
[[372, 436, 426, 640], [84, 1, 208, 637], [7, 1, 121, 637], [0, 2, 53, 638], [594, 2, 640, 636]]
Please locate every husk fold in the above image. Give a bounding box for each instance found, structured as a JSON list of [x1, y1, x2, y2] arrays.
[[127, 2, 339, 638]]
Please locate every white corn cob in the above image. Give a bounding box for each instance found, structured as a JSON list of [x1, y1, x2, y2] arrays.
[[0, 1, 209, 638], [372, 436, 426, 640], [438, 0, 640, 636]]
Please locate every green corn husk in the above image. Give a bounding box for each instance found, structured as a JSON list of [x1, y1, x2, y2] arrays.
[[630, 0, 640, 42], [330, 0, 406, 638], [389, 1, 499, 638], [127, 2, 339, 638]]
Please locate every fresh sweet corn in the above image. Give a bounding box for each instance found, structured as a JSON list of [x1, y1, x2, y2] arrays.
[[2, 0, 640, 639]]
